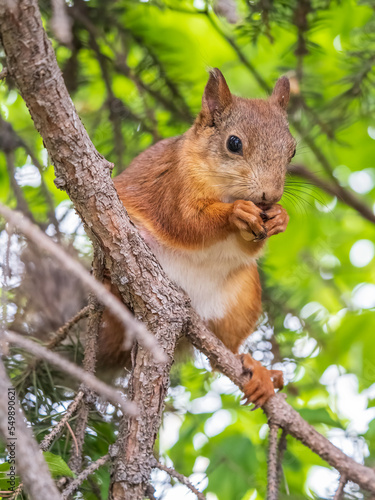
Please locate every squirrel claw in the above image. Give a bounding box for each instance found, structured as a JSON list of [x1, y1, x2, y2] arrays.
[[239, 353, 280, 407], [262, 204, 289, 238], [253, 230, 267, 242]]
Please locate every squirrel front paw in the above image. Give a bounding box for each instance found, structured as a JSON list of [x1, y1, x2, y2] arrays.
[[229, 200, 267, 241], [261, 204, 289, 238], [239, 354, 284, 408]]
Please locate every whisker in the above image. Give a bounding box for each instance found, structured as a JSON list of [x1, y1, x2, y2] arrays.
[[285, 186, 328, 207]]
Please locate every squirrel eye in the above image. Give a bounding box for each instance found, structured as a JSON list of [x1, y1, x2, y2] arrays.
[[227, 135, 242, 154], [291, 148, 296, 159]]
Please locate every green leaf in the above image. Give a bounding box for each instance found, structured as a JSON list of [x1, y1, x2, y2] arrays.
[[43, 452, 75, 478]]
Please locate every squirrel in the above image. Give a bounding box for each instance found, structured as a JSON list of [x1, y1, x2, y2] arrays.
[[99, 68, 296, 407]]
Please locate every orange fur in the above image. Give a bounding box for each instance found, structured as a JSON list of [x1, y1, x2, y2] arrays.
[[102, 69, 295, 406]]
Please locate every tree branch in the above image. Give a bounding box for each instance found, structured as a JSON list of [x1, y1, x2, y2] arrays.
[[62, 454, 110, 499], [0, 114, 61, 235], [45, 305, 90, 350], [290, 164, 375, 224], [68, 249, 104, 474], [185, 319, 375, 493], [333, 475, 347, 500], [0, 203, 165, 361], [153, 460, 206, 500], [0, 358, 62, 500], [267, 424, 280, 500], [40, 390, 84, 451], [4, 330, 137, 416], [1, 1, 375, 498], [277, 429, 287, 491]]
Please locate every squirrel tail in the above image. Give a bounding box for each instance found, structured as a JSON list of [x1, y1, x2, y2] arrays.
[[97, 276, 131, 372], [97, 275, 193, 378]]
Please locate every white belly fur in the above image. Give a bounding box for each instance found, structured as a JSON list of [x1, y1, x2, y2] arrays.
[[143, 232, 256, 321]]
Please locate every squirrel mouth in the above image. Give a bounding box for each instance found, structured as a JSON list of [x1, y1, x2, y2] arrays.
[[256, 202, 272, 210]]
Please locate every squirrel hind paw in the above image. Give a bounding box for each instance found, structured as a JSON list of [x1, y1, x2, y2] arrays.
[[239, 353, 283, 407]]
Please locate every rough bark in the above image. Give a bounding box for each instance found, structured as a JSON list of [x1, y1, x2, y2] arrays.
[[0, 1, 185, 497], [1, 1, 375, 498]]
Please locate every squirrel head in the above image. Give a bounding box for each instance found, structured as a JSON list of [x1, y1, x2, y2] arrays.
[[191, 68, 296, 206]]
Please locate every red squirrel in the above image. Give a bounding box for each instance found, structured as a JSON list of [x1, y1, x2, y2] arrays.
[[101, 69, 296, 407]]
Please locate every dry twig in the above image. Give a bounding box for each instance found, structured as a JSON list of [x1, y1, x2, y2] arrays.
[[153, 460, 206, 500], [333, 475, 347, 500], [267, 423, 280, 500], [40, 390, 85, 451], [46, 305, 90, 350], [4, 330, 137, 416], [0, 203, 166, 362], [69, 250, 104, 474], [277, 429, 288, 492], [62, 454, 110, 499]]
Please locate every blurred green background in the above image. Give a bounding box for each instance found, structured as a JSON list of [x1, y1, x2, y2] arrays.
[[1, 0, 375, 498]]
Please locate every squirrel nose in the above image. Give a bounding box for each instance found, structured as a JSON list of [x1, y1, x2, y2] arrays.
[[258, 189, 282, 205]]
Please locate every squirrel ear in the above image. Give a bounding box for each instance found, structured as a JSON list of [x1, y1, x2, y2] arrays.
[[199, 68, 232, 126], [270, 76, 290, 110]]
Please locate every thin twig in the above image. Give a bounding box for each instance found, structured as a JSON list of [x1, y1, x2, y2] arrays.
[[0, 204, 166, 362], [333, 475, 347, 500], [4, 330, 137, 416], [153, 460, 206, 500], [40, 390, 84, 451], [276, 429, 287, 492], [61, 454, 110, 499], [46, 305, 90, 350], [66, 421, 79, 456], [5, 151, 36, 223], [0, 114, 61, 235], [290, 164, 375, 225], [267, 423, 280, 500], [146, 484, 157, 500], [8, 484, 23, 500], [69, 249, 104, 474], [50, 0, 72, 45]]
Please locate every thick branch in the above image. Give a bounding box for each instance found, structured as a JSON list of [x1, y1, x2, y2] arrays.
[[0, 4, 187, 497], [185, 318, 375, 493]]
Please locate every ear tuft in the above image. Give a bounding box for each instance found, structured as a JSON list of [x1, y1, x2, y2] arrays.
[[199, 68, 232, 126], [270, 76, 290, 110]]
